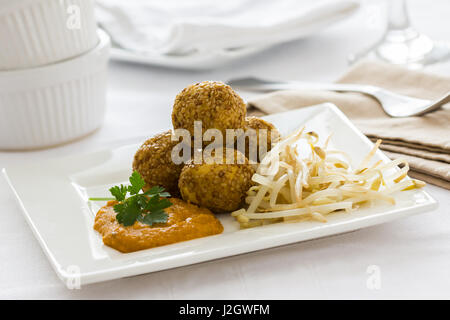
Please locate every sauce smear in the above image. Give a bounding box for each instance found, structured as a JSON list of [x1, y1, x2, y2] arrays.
[[94, 198, 223, 253]]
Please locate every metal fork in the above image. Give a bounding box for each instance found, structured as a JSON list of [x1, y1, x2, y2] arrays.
[[227, 77, 450, 117]]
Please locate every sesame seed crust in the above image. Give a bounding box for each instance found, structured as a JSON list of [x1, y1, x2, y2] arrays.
[[244, 116, 280, 162], [172, 81, 246, 136], [132, 130, 183, 196], [178, 149, 255, 213]]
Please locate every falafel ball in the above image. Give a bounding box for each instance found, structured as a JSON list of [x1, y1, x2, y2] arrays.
[[244, 116, 280, 163], [178, 149, 255, 212], [133, 130, 183, 196], [172, 81, 246, 136]]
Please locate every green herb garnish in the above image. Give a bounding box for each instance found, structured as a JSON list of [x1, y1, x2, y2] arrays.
[[89, 171, 172, 226]]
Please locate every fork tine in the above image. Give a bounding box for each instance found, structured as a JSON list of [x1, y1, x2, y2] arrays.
[[413, 92, 450, 117]]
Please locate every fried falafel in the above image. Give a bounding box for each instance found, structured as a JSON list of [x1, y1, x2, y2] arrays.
[[244, 116, 280, 163], [133, 130, 183, 196], [178, 148, 255, 212], [172, 81, 246, 136]]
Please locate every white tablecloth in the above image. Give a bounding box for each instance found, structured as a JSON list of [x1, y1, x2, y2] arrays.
[[1, 0, 449, 299]]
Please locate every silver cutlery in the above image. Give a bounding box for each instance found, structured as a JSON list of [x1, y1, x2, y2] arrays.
[[227, 77, 450, 117]]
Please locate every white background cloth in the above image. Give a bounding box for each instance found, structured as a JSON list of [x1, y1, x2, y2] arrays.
[[96, 0, 358, 54], [1, 0, 449, 299]]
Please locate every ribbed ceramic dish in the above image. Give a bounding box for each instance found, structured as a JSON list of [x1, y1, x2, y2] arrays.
[[0, 0, 98, 70], [0, 29, 110, 150]]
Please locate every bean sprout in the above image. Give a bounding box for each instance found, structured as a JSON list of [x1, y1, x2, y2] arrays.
[[232, 126, 425, 228]]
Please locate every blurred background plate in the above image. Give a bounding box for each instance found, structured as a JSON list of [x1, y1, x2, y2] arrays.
[[100, 0, 359, 70], [109, 43, 270, 70]]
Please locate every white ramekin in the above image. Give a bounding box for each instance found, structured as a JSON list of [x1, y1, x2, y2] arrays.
[[0, 29, 110, 150], [0, 0, 98, 70]]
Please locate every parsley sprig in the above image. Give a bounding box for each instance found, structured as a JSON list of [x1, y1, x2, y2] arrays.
[[89, 171, 172, 226]]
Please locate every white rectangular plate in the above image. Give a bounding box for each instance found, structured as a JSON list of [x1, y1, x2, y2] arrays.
[[3, 103, 437, 285]]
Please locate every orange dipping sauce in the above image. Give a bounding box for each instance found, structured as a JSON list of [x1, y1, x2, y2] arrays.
[[94, 198, 223, 253]]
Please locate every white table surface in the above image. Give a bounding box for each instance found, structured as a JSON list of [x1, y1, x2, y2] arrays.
[[1, 0, 449, 299]]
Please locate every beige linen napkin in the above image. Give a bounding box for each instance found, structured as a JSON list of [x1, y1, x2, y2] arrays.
[[247, 60, 450, 189]]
